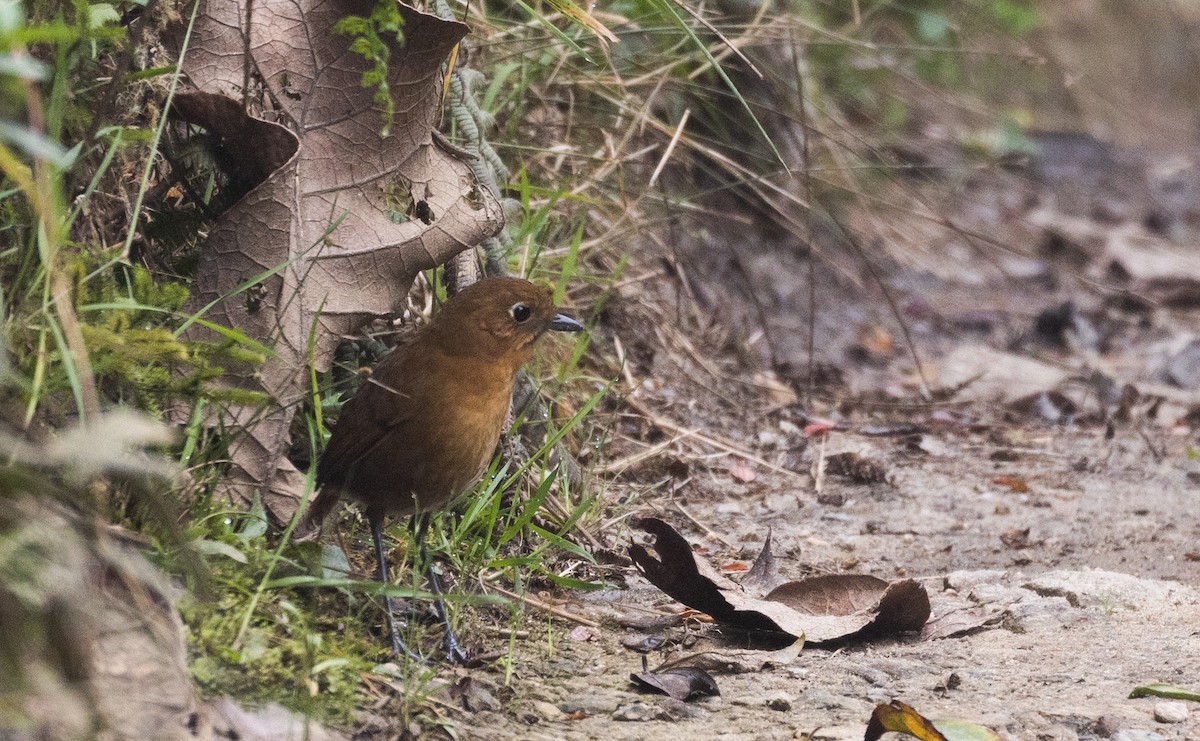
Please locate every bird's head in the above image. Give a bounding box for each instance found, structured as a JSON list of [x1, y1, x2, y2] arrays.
[[432, 277, 584, 363]]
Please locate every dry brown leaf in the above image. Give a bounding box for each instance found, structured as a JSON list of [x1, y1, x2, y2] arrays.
[[742, 529, 785, 594], [992, 476, 1030, 493], [766, 575, 931, 644], [629, 666, 719, 702], [629, 518, 930, 645], [919, 605, 1007, 641], [164, 1, 503, 520]]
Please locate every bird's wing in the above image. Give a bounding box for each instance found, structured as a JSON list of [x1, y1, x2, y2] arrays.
[[316, 348, 419, 487]]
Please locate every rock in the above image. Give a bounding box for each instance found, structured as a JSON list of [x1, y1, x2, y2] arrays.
[[447, 676, 501, 713], [1152, 701, 1189, 723], [612, 702, 670, 722], [1024, 570, 1198, 610], [936, 346, 1069, 404], [850, 666, 891, 687], [1005, 596, 1076, 631], [208, 698, 349, 741], [1092, 714, 1125, 737], [561, 698, 613, 717], [763, 691, 793, 712], [967, 583, 1038, 605], [1112, 731, 1168, 741], [662, 698, 707, 721], [1165, 338, 1200, 388], [530, 700, 564, 722], [944, 569, 1009, 591]]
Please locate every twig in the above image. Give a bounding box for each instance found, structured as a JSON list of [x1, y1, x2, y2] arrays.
[[596, 430, 694, 476], [484, 583, 600, 627], [480, 625, 531, 639], [648, 108, 690, 188], [1136, 426, 1164, 464], [822, 208, 932, 398], [672, 501, 734, 548], [625, 397, 808, 483], [793, 27, 818, 397]]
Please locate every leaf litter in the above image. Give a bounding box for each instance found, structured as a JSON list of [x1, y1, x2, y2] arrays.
[[628, 517, 930, 645]]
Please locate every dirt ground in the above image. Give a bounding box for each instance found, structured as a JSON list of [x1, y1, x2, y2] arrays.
[[430, 134, 1200, 741]]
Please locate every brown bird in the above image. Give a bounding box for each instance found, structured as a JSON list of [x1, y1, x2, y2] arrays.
[[302, 276, 584, 661]]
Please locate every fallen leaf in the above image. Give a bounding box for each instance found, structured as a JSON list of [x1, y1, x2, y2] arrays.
[[630, 666, 719, 702], [930, 718, 1001, 741], [865, 701, 948, 741], [729, 460, 757, 483], [570, 626, 599, 642], [1129, 683, 1200, 702], [804, 419, 837, 437], [629, 518, 930, 645], [992, 476, 1030, 493], [919, 606, 1007, 641], [743, 529, 785, 594], [767, 575, 931, 643], [867, 703, 1003, 741]]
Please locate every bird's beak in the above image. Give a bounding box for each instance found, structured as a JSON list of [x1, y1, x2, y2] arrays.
[[548, 313, 584, 332]]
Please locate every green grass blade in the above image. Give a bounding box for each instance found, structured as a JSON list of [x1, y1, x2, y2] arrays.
[[642, 0, 786, 169]]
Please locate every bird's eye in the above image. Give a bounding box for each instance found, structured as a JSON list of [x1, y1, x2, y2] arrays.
[[510, 303, 532, 323]]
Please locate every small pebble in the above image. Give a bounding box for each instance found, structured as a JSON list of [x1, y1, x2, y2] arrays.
[[1153, 701, 1189, 724]]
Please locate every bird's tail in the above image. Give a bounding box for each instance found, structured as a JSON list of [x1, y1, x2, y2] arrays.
[[294, 486, 340, 542]]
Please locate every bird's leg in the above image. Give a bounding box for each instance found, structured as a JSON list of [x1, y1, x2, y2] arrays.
[[371, 517, 422, 662], [411, 514, 469, 665]]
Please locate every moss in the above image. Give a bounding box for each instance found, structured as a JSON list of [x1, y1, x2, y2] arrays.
[[178, 534, 380, 725]]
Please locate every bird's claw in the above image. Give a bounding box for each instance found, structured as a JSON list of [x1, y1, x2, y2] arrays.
[[444, 635, 470, 666]]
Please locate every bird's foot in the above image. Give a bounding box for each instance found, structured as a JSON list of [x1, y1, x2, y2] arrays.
[[388, 633, 425, 664], [444, 630, 470, 666], [383, 595, 425, 663]]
